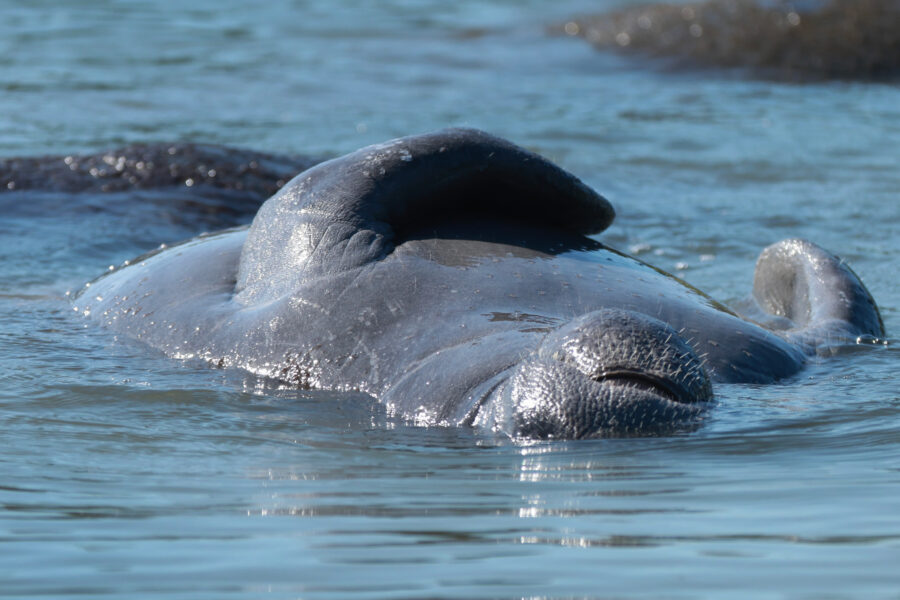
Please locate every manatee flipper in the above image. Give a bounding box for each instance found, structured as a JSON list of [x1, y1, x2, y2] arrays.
[[752, 239, 884, 350], [234, 128, 614, 305]]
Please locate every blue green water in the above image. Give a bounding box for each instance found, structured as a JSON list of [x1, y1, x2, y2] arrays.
[[1, 1, 898, 598]]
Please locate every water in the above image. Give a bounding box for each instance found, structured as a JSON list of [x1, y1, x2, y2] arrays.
[[2, 1, 898, 598]]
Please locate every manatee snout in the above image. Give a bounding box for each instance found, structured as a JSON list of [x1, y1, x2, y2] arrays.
[[479, 309, 713, 439]]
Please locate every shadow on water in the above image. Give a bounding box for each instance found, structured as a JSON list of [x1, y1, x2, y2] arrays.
[[557, 0, 900, 81]]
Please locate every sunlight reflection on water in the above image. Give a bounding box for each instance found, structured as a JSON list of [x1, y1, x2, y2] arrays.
[[0, 0, 898, 598]]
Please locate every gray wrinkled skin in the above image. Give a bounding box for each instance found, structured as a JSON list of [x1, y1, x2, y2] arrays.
[[74, 128, 884, 439]]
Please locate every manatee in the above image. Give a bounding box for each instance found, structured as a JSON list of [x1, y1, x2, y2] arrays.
[[74, 128, 884, 439], [1, 142, 317, 227], [0, 142, 315, 195], [559, 0, 900, 81]]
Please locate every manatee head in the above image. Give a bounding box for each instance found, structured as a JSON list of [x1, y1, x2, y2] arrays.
[[476, 309, 713, 439]]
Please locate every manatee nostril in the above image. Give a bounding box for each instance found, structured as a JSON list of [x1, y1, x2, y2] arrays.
[[591, 368, 698, 404], [540, 308, 715, 407]]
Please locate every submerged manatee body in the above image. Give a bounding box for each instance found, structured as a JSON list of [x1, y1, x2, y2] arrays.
[[74, 129, 884, 438], [1, 142, 316, 228], [561, 0, 900, 80]]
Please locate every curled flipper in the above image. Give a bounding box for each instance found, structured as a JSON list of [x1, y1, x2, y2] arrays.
[[753, 239, 884, 350], [234, 128, 614, 305]]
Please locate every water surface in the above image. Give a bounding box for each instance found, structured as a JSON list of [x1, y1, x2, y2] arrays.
[[1, 1, 898, 598]]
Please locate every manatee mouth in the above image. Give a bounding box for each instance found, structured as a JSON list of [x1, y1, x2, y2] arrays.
[[592, 369, 697, 405]]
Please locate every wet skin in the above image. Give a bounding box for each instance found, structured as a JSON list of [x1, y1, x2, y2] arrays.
[[73, 129, 884, 438]]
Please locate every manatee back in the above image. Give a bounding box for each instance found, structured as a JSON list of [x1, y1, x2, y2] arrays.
[[234, 128, 615, 305]]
